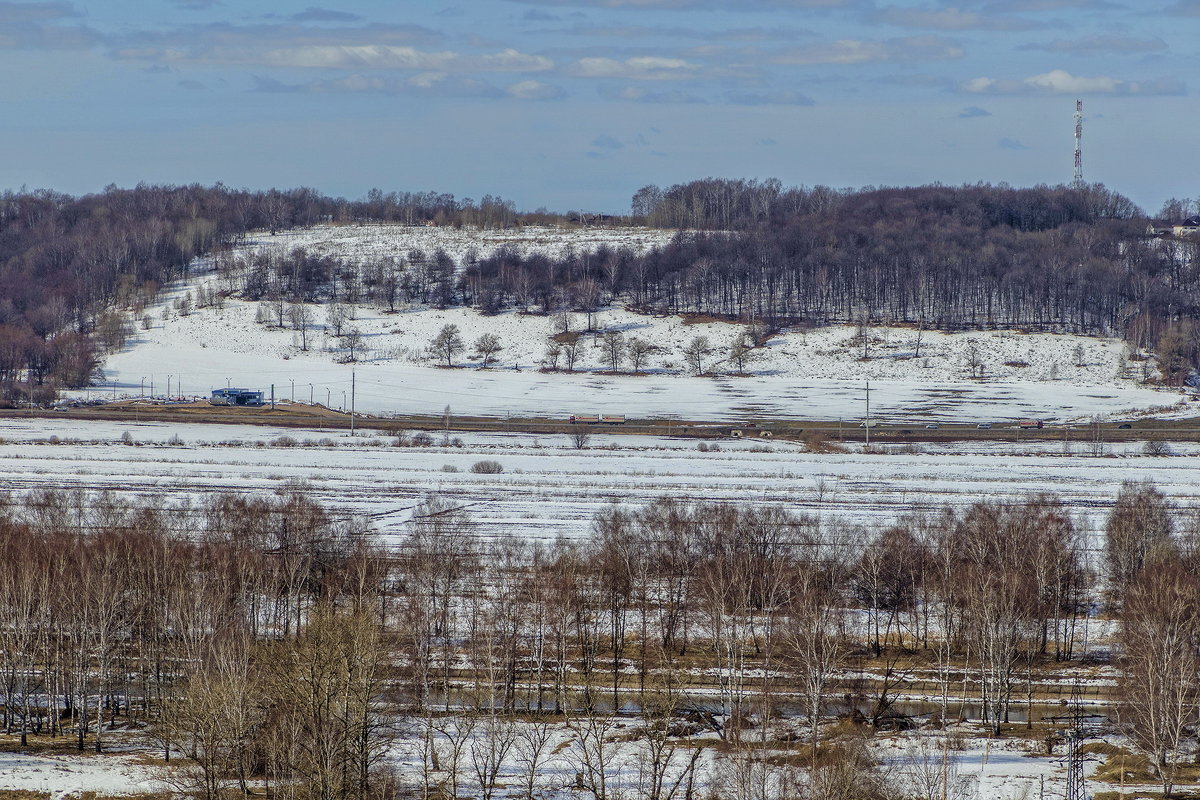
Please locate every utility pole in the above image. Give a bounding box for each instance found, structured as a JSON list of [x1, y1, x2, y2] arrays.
[[290, 379, 294, 402], [271, 384, 275, 410], [309, 383, 313, 405], [351, 370, 356, 436], [865, 380, 871, 448]]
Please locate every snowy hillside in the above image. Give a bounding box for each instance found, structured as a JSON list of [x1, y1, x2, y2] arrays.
[[88, 225, 1183, 423]]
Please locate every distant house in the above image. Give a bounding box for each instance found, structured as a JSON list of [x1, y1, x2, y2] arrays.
[[1174, 216, 1200, 237], [210, 388, 264, 406]]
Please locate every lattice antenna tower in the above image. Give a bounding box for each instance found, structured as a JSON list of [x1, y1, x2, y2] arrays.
[[1073, 99, 1084, 188], [1064, 680, 1088, 800]]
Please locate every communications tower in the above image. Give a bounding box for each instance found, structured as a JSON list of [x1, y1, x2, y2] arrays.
[[1073, 99, 1083, 188]]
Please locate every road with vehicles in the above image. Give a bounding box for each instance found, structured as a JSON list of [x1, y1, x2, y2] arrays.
[[4, 400, 1200, 444]]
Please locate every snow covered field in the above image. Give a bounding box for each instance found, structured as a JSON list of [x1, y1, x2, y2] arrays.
[[0, 747, 159, 798], [4, 418, 1196, 547], [80, 224, 1186, 424], [1, 416, 1185, 796]]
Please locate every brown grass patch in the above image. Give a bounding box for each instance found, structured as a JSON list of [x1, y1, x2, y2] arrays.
[[804, 431, 846, 454]]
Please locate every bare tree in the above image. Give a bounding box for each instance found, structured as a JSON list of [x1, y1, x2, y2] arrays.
[[472, 333, 503, 368], [1105, 481, 1175, 596], [727, 334, 758, 374], [543, 339, 562, 370], [344, 328, 368, 362], [288, 303, 314, 350], [561, 332, 586, 372], [327, 303, 350, 336], [786, 586, 849, 757], [601, 330, 626, 371], [682, 335, 713, 375], [1118, 562, 1200, 797], [627, 337, 658, 373], [513, 717, 557, 800], [430, 324, 465, 367]]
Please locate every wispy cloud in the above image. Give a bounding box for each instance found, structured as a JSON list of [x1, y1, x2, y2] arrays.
[[288, 7, 363, 23], [771, 35, 963, 65], [983, 0, 1119, 9], [508, 0, 852, 8], [1165, 0, 1200, 15], [118, 41, 552, 74], [963, 69, 1185, 95], [252, 72, 506, 97], [597, 85, 707, 102], [567, 55, 699, 79], [958, 105, 991, 118], [551, 23, 814, 41], [724, 88, 814, 105], [506, 79, 565, 99], [1018, 35, 1168, 54], [871, 6, 1040, 31], [0, 1, 101, 49], [592, 134, 624, 149]]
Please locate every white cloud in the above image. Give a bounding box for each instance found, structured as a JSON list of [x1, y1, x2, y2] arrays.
[[874, 7, 1038, 31], [567, 55, 699, 79], [117, 43, 553, 74], [1018, 35, 1168, 54], [963, 69, 1185, 95], [773, 35, 962, 65], [506, 79, 565, 99]]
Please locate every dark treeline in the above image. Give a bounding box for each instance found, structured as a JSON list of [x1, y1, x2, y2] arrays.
[[2, 482, 1199, 797], [458, 183, 1199, 375], [6, 179, 1200, 407], [0, 184, 539, 406]]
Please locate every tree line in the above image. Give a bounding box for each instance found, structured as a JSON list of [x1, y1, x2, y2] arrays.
[[1, 481, 1198, 798], [0, 184, 551, 407], [227, 181, 1200, 381]]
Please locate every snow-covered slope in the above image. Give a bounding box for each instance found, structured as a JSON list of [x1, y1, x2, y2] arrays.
[[86, 225, 1183, 423]]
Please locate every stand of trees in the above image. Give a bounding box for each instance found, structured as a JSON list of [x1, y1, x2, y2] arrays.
[[0, 185, 540, 407], [3, 481, 1200, 796]]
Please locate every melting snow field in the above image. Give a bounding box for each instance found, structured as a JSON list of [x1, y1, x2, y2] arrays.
[[0, 748, 159, 798], [76, 225, 1187, 424], [1, 418, 1192, 796], [4, 417, 1198, 545], [17, 225, 1198, 796]]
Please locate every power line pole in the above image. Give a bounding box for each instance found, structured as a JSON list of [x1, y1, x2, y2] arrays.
[[865, 380, 871, 448], [350, 370, 356, 436]]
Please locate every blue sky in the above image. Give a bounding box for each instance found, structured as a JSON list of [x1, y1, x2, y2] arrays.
[[1, 0, 1196, 214]]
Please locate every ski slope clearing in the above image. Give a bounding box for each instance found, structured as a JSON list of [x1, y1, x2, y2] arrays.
[[84, 224, 1184, 423]]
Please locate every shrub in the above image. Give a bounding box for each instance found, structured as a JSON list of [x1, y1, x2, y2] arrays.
[[120, 431, 134, 445], [470, 460, 503, 474], [167, 433, 185, 446], [411, 432, 434, 447], [272, 435, 297, 447], [1143, 439, 1173, 456], [441, 464, 461, 473]]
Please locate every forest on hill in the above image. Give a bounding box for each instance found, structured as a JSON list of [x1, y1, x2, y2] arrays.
[[0, 180, 1197, 406]]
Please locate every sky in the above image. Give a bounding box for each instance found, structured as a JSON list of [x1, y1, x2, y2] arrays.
[[1, 0, 1196, 215]]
